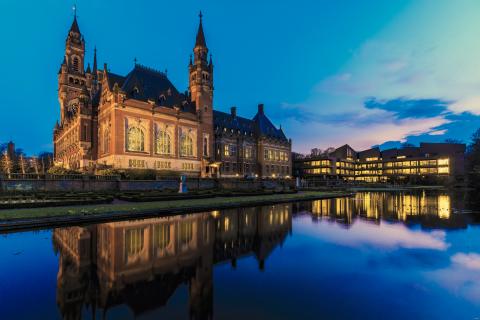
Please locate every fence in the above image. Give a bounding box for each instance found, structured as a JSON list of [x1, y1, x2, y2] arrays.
[[0, 174, 294, 193]]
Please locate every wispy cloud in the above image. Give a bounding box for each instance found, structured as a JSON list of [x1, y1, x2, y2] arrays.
[[286, 1, 480, 152], [365, 98, 450, 120]]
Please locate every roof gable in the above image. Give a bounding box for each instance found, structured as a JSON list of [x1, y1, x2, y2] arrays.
[[214, 110, 255, 134], [252, 110, 287, 141]]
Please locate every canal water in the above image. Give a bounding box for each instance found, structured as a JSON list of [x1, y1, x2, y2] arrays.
[[1, 191, 479, 319]]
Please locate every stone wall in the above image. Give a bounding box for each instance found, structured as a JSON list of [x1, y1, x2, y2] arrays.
[[0, 176, 294, 193]]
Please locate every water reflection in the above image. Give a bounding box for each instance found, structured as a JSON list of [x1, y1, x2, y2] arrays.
[[53, 204, 292, 319], [297, 191, 472, 229]]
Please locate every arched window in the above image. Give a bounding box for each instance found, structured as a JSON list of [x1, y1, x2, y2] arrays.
[[73, 57, 79, 72], [180, 133, 193, 157], [126, 126, 145, 152], [155, 127, 171, 155], [69, 77, 73, 84], [103, 127, 110, 154]]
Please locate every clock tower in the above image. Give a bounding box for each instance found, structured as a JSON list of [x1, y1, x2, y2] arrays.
[[54, 12, 97, 170]]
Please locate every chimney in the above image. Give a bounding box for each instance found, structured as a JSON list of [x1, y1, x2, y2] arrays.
[[231, 106, 237, 117], [258, 103, 264, 114], [7, 141, 15, 159]]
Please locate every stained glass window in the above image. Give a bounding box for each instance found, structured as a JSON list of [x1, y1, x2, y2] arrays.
[[180, 133, 193, 157], [127, 126, 145, 152], [155, 126, 171, 155]]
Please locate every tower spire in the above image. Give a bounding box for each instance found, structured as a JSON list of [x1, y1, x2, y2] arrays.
[[195, 11, 207, 48], [69, 5, 81, 35], [92, 46, 97, 75]]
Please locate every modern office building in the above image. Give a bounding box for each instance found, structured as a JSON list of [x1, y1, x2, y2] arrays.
[[293, 142, 466, 183]]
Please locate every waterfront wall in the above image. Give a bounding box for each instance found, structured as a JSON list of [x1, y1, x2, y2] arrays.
[[0, 175, 293, 193]]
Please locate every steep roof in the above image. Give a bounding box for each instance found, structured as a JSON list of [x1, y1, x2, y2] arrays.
[[69, 16, 81, 34], [213, 110, 255, 134], [106, 72, 126, 90], [195, 14, 207, 47], [213, 107, 288, 142], [104, 64, 195, 112], [252, 110, 288, 141], [122, 65, 192, 109]]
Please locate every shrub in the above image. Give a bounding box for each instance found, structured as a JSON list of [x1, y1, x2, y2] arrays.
[[47, 166, 81, 175], [121, 169, 158, 180], [96, 168, 121, 176]]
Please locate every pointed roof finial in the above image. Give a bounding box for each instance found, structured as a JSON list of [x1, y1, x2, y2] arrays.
[[134, 57, 138, 66], [93, 46, 98, 74], [195, 11, 207, 47], [69, 4, 81, 34]]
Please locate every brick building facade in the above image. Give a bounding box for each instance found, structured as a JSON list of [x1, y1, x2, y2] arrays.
[[53, 13, 291, 178]]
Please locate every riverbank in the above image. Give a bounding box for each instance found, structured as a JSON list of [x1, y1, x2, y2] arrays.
[[347, 185, 448, 192], [0, 191, 352, 232]]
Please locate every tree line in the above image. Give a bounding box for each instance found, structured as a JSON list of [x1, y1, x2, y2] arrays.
[[0, 142, 53, 176]]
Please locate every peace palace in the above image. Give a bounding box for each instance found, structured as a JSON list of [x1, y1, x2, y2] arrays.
[[53, 13, 292, 178]]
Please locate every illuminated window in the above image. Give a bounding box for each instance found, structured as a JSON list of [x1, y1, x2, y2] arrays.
[[154, 126, 171, 155], [180, 133, 193, 157], [438, 167, 449, 174], [438, 158, 449, 166], [224, 144, 230, 156], [245, 146, 253, 159], [126, 126, 145, 152]]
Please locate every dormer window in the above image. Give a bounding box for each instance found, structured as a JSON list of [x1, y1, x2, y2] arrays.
[[131, 87, 139, 97], [158, 94, 166, 104]]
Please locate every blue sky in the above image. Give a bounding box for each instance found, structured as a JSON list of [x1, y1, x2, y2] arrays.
[[1, 0, 480, 154]]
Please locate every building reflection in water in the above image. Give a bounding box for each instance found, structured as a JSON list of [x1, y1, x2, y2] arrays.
[[301, 191, 467, 229], [53, 204, 292, 320]]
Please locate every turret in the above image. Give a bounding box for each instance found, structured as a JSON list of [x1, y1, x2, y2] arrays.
[[189, 12, 214, 168], [58, 11, 88, 124], [189, 11, 213, 112]]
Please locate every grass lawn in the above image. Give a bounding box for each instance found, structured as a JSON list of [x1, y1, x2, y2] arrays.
[[0, 191, 349, 221]]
